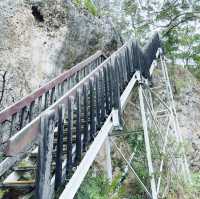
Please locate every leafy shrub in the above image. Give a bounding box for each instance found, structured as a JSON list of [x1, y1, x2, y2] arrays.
[[76, 171, 110, 199], [189, 67, 200, 81], [74, 0, 81, 6], [84, 0, 98, 16]]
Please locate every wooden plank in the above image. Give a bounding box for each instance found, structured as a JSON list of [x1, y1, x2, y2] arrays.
[[38, 96, 43, 114], [19, 107, 26, 130], [55, 104, 65, 191], [82, 84, 89, 152], [116, 57, 123, 93], [66, 97, 74, 178], [2, 180, 35, 189], [29, 100, 35, 122], [89, 79, 95, 141], [125, 47, 131, 81], [112, 61, 122, 130], [44, 91, 50, 109], [112, 62, 121, 124], [10, 113, 17, 136], [95, 75, 100, 129], [107, 64, 113, 113], [50, 87, 56, 105], [121, 52, 128, 84], [118, 55, 125, 90], [75, 90, 82, 165], [103, 66, 109, 114], [35, 110, 55, 199], [100, 70, 105, 123]]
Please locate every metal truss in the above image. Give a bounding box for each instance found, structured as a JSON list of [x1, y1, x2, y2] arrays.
[[111, 51, 191, 199]]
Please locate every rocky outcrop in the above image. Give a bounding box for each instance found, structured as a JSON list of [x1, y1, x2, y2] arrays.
[[174, 68, 200, 172], [0, 0, 120, 110]]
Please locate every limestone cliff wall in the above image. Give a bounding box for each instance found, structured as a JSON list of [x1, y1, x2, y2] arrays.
[[0, 0, 119, 110]]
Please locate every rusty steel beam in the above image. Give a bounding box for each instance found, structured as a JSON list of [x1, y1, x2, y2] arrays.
[[0, 51, 103, 123]]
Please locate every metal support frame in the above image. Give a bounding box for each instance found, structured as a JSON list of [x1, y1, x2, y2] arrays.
[[110, 53, 191, 198], [105, 137, 113, 181], [138, 81, 158, 199], [159, 52, 191, 183], [111, 139, 152, 198]]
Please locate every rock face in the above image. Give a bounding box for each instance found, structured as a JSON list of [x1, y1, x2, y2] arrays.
[[174, 68, 200, 172], [0, 0, 119, 110]]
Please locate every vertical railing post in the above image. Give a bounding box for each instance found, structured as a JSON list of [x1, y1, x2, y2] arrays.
[[107, 63, 113, 113], [83, 83, 89, 152], [125, 47, 131, 81], [66, 96, 74, 178], [10, 113, 17, 137], [112, 58, 122, 129], [116, 57, 123, 93], [75, 89, 82, 165], [29, 101, 35, 122], [89, 78, 96, 141], [36, 110, 55, 199], [19, 107, 26, 129], [95, 75, 100, 129], [122, 51, 128, 85], [50, 87, 55, 105], [55, 104, 65, 190], [100, 70, 106, 123], [103, 66, 109, 114], [44, 91, 49, 109]]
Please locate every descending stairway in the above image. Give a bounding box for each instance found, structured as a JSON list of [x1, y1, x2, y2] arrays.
[[0, 33, 189, 199]]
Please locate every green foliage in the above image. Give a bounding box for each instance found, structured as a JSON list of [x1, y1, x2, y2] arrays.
[[166, 171, 200, 199], [124, 128, 145, 156], [73, 0, 81, 6], [0, 189, 8, 198], [84, 0, 98, 16], [123, 128, 150, 197], [156, 1, 180, 22], [76, 171, 110, 199], [189, 66, 200, 81], [76, 170, 128, 199], [73, 0, 98, 16], [122, 0, 200, 77], [123, 0, 137, 15], [109, 173, 122, 193]]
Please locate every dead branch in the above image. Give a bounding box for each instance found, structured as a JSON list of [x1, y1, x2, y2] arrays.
[[0, 71, 7, 105]]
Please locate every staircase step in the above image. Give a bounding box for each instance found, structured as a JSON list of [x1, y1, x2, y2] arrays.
[[2, 180, 35, 189]]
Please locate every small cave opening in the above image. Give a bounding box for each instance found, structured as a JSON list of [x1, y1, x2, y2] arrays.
[[31, 6, 44, 22]]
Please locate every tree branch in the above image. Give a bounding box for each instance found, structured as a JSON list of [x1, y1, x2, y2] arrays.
[[163, 15, 196, 37], [0, 71, 7, 105]]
